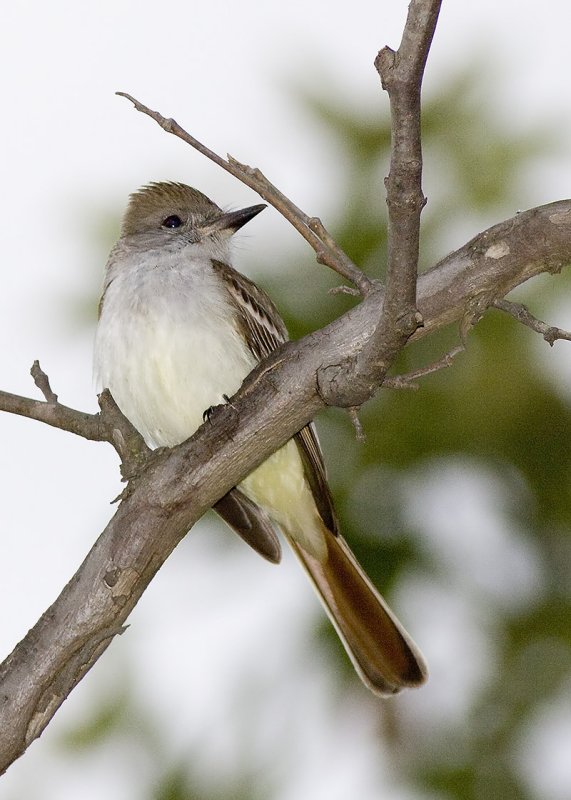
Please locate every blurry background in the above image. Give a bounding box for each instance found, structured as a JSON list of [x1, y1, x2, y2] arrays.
[[1, 2, 571, 799]]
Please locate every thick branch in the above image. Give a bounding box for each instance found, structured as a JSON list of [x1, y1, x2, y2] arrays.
[[416, 201, 571, 338], [1, 198, 570, 773]]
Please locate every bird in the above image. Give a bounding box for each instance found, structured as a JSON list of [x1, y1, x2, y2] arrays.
[[94, 181, 428, 695]]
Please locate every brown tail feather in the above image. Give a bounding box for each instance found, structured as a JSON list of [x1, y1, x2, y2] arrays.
[[287, 529, 427, 696]]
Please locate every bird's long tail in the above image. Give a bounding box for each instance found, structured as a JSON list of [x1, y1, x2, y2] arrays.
[[287, 528, 428, 696]]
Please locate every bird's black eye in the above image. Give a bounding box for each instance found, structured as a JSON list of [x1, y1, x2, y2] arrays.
[[162, 214, 182, 229]]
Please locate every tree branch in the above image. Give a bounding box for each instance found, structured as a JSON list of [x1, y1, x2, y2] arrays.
[[375, 0, 441, 310], [30, 360, 58, 403], [324, 0, 442, 408], [493, 298, 571, 345], [0, 385, 103, 440], [384, 344, 465, 390], [417, 201, 571, 338], [0, 377, 150, 481]]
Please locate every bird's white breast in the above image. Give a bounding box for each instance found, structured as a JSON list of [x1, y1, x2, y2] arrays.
[[94, 249, 255, 448]]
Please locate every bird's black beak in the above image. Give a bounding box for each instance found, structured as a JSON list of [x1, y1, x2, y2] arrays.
[[208, 203, 267, 234]]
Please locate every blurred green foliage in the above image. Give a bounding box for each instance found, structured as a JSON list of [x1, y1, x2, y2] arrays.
[[55, 67, 570, 800]]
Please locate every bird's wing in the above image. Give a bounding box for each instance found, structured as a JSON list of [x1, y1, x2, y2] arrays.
[[214, 488, 282, 563], [211, 259, 338, 534]]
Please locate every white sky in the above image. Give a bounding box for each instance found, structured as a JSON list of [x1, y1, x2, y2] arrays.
[[1, 2, 570, 799]]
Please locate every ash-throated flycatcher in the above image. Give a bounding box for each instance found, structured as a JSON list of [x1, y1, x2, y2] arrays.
[[94, 182, 427, 695]]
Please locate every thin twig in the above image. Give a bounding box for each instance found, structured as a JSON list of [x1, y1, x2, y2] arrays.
[[493, 299, 571, 346], [0, 371, 149, 475], [0, 387, 104, 440], [116, 92, 372, 296], [97, 390, 151, 480], [30, 360, 58, 404], [384, 344, 465, 390]]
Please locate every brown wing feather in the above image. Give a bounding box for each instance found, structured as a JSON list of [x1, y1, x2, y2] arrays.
[[294, 425, 338, 535], [214, 488, 281, 563], [211, 259, 336, 532], [211, 259, 287, 358]]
